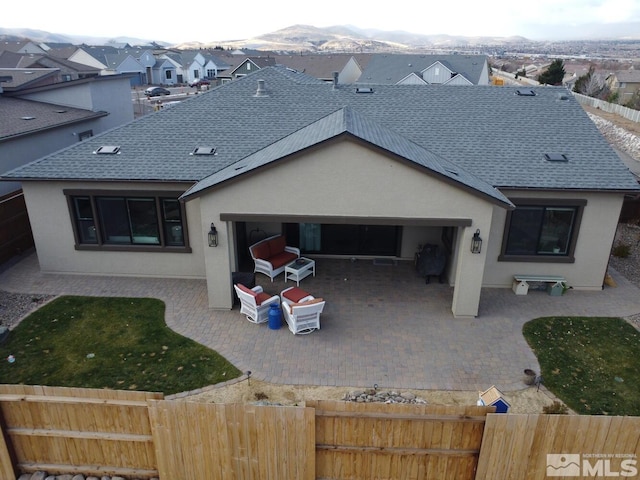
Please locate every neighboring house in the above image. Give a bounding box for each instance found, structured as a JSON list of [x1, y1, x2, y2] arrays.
[[0, 51, 100, 81], [180, 51, 208, 85], [2, 67, 638, 318], [357, 54, 490, 85], [152, 57, 178, 85], [103, 52, 145, 85], [218, 57, 276, 82], [67, 46, 120, 72], [0, 72, 135, 197], [0, 40, 47, 55], [202, 53, 230, 81], [273, 53, 372, 84], [606, 70, 640, 103], [0, 67, 60, 89]]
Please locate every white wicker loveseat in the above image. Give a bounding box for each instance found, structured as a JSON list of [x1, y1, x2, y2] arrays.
[[249, 235, 300, 281]]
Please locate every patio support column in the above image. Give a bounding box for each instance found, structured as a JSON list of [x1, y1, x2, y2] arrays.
[[451, 225, 489, 318], [203, 220, 235, 310]]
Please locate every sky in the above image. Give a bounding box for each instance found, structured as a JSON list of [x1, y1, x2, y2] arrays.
[[3, 0, 640, 43]]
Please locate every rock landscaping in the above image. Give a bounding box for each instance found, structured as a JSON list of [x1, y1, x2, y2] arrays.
[[342, 388, 427, 404]]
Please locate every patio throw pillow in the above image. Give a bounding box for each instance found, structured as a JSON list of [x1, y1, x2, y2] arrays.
[[288, 298, 324, 314], [255, 292, 273, 306]]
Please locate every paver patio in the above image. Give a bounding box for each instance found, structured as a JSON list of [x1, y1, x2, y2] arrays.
[[1, 252, 639, 392]]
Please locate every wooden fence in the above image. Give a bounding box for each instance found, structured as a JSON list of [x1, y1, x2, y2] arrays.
[[309, 400, 490, 480], [475, 414, 640, 479], [1, 385, 640, 480], [0, 385, 163, 479], [0, 190, 34, 266], [148, 400, 316, 479]]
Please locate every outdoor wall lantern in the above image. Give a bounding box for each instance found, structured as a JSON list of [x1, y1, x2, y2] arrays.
[[471, 229, 482, 254], [208, 223, 218, 247]]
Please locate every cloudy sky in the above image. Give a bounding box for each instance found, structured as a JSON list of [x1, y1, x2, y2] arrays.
[[3, 0, 640, 43]]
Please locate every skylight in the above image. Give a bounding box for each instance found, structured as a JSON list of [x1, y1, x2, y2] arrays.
[[191, 146, 216, 156], [544, 153, 568, 162], [94, 146, 121, 155]]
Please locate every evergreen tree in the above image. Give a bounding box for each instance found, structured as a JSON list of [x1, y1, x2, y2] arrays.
[[538, 59, 566, 86]]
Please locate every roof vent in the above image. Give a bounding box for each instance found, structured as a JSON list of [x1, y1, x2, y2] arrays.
[[191, 146, 216, 155], [54, 109, 67, 113], [94, 146, 120, 155], [557, 92, 570, 100], [254, 79, 268, 97], [544, 153, 568, 162], [21, 116, 35, 120], [356, 87, 374, 94], [332, 71, 339, 88], [516, 89, 536, 96]]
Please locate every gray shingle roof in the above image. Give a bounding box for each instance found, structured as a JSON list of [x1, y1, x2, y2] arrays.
[[357, 54, 488, 84], [3, 66, 638, 196], [185, 106, 510, 205], [0, 97, 107, 140]]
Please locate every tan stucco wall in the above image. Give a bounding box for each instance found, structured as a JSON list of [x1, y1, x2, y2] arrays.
[[22, 181, 205, 278], [482, 190, 624, 290], [196, 139, 496, 316]]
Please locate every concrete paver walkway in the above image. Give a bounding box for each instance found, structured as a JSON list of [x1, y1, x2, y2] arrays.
[[1, 252, 639, 392]]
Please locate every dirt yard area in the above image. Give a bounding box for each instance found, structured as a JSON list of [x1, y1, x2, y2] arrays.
[[177, 377, 558, 414], [582, 104, 640, 137]]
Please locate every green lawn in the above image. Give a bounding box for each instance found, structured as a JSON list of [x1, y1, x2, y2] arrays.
[[0, 296, 241, 395], [523, 316, 640, 415]]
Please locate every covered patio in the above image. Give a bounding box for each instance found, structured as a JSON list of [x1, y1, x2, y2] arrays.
[[2, 252, 639, 393]]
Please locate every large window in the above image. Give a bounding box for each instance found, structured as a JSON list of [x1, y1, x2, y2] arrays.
[[499, 199, 586, 263], [65, 190, 190, 252]]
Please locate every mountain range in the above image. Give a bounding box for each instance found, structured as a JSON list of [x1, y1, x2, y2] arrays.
[[1, 23, 640, 54]]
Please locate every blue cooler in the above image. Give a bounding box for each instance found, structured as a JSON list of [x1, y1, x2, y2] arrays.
[[268, 303, 281, 330]]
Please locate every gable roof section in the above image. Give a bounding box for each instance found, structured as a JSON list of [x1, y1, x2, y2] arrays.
[[182, 106, 511, 206], [2, 66, 638, 194], [273, 54, 372, 81], [358, 54, 487, 85], [611, 70, 640, 83]]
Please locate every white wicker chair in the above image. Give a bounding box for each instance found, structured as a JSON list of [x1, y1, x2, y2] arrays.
[[281, 298, 325, 335], [233, 284, 279, 324]]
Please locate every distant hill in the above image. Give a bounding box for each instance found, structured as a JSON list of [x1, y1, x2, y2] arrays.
[[3, 23, 639, 55], [174, 24, 533, 53], [0, 27, 170, 47]]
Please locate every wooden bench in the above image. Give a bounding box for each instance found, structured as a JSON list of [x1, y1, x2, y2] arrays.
[[512, 274, 566, 295]]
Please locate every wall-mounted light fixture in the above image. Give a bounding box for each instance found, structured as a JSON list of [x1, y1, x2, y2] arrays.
[[471, 229, 482, 254], [208, 223, 218, 247]]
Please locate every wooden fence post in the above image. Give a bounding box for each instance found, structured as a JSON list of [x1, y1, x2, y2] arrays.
[[0, 404, 18, 480]]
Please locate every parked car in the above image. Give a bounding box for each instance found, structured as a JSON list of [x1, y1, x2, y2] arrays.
[[189, 78, 211, 88], [144, 87, 171, 97]]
